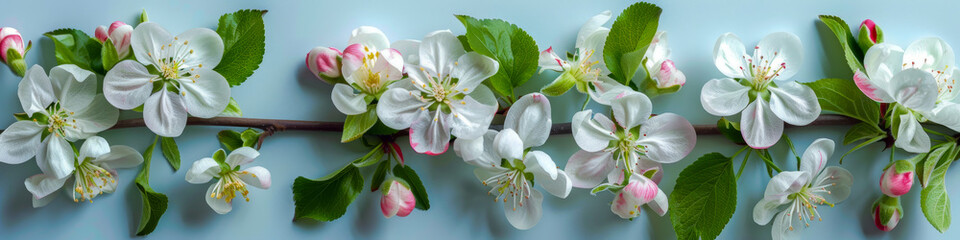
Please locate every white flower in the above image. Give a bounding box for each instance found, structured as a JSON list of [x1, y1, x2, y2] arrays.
[[377, 30, 499, 155], [853, 38, 959, 153], [566, 91, 696, 188], [186, 147, 271, 214], [0, 65, 118, 179], [454, 93, 572, 229], [753, 138, 853, 240], [25, 136, 143, 207], [331, 26, 406, 115], [537, 10, 630, 103], [701, 32, 821, 149], [103, 22, 229, 137]]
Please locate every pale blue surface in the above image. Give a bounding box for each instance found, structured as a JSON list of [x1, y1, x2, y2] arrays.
[[1, 0, 959, 239]]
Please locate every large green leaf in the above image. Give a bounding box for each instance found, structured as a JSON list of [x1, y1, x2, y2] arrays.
[[922, 159, 952, 232], [392, 164, 430, 210], [135, 137, 168, 236], [44, 28, 104, 74], [214, 9, 267, 86], [670, 153, 737, 240], [603, 2, 662, 84], [292, 164, 364, 221], [342, 104, 379, 143], [803, 78, 881, 126], [456, 15, 539, 100], [818, 15, 866, 73]]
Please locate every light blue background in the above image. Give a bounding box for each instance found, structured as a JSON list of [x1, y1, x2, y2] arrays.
[[1, 0, 959, 239]]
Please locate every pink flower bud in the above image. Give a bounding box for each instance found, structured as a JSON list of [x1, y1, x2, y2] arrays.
[[873, 205, 900, 231], [872, 195, 902, 232], [861, 19, 879, 44], [610, 174, 658, 219], [879, 162, 914, 197], [0, 27, 25, 64], [95, 26, 109, 42], [380, 179, 415, 218], [306, 46, 342, 83], [96, 21, 133, 59], [657, 59, 685, 88]]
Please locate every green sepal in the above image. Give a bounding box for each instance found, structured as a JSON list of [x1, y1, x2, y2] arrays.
[[874, 195, 902, 225], [217, 130, 244, 151], [6, 48, 26, 77], [101, 39, 120, 71], [857, 21, 883, 52], [540, 71, 577, 96], [219, 98, 243, 117]]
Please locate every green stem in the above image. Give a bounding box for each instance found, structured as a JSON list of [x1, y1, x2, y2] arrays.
[[758, 150, 782, 173], [783, 134, 801, 169], [889, 146, 896, 163], [731, 146, 750, 159], [925, 128, 954, 140], [580, 94, 590, 111], [736, 149, 752, 180]]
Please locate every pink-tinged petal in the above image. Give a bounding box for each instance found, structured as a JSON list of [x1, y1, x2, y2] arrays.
[[372, 48, 404, 81], [799, 138, 834, 177], [565, 150, 615, 188], [306, 47, 342, 80], [409, 110, 451, 155], [873, 204, 901, 231], [109, 24, 134, 59], [880, 164, 914, 197], [538, 47, 568, 72], [854, 70, 893, 102], [341, 43, 368, 80], [239, 166, 271, 189], [95, 26, 109, 42], [0, 27, 25, 63], [657, 60, 685, 88], [623, 174, 658, 203], [380, 180, 416, 218], [861, 19, 878, 43]]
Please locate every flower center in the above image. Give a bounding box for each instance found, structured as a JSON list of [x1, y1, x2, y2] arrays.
[[612, 131, 647, 174], [146, 37, 203, 97], [43, 102, 76, 138], [412, 66, 468, 113], [481, 160, 533, 211], [354, 49, 391, 94], [72, 158, 114, 203], [929, 65, 955, 102], [783, 181, 837, 231], [740, 47, 787, 91], [210, 170, 251, 203], [570, 50, 602, 85]]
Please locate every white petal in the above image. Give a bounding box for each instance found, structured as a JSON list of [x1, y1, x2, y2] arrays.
[[576, 10, 612, 49], [18, 65, 55, 115], [503, 190, 543, 230], [143, 91, 188, 137], [176, 28, 224, 68], [538, 47, 568, 72], [36, 136, 76, 179], [493, 129, 524, 161], [226, 147, 260, 168], [92, 146, 144, 169], [588, 76, 631, 105], [565, 150, 615, 188], [505, 93, 551, 148], [926, 101, 960, 132], [637, 113, 697, 164], [32, 190, 58, 208], [713, 33, 749, 78], [180, 68, 230, 118], [452, 52, 499, 93], [895, 113, 930, 153], [863, 43, 904, 99], [580, 29, 610, 72], [754, 198, 785, 225], [643, 31, 670, 71], [799, 138, 835, 178], [409, 110, 451, 155], [767, 81, 821, 125], [813, 166, 854, 203], [646, 188, 669, 216], [889, 69, 939, 112], [454, 130, 500, 167], [205, 183, 232, 214], [24, 173, 67, 199], [131, 22, 173, 67], [571, 110, 618, 152], [610, 91, 652, 129], [391, 39, 421, 65], [903, 37, 955, 72], [348, 26, 390, 51], [757, 32, 803, 80], [700, 78, 750, 116], [64, 95, 119, 140], [524, 150, 558, 180], [331, 83, 368, 115], [103, 60, 156, 109], [447, 95, 497, 140], [771, 211, 802, 240], [186, 158, 220, 184], [419, 30, 464, 76], [377, 88, 430, 130], [48, 64, 97, 112], [77, 136, 110, 161], [239, 166, 271, 189], [372, 48, 405, 81], [765, 171, 809, 198], [741, 100, 783, 149], [0, 121, 44, 164]]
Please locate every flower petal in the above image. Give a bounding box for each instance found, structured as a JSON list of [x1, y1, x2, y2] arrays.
[[771, 211, 802, 240], [348, 26, 390, 51], [64, 95, 119, 140], [452, 52, 499, 94], [103, 60, 156, 109], [647, 188, 669, 216], [862, 43, 905, 101], [754, 198, 786, 225], [643, 31, 670, 72], [331, 83, 368, 115], [131, 22, 173, 66], [205, 183, 232, 214], [741, 99, 783, 149], [454, 130, 500, 167], [78, 136, 110, 161], [854, 70, 894, 102], [186, 158, 220, 184], [525, 150, 558, 180], [372, 48, 405, 81], [239, 166, 271, 189], [889, 69, 939, 112], [180, 68, 230, 118], [48, 64, 97, 112], [538, 47, 568, 72], [93, 146, 144, 169], [36, 136, 76, 179], [576, 10, 612, 49], [571, 110, 618, 152], [419, 30, 464, 76], [226, 147, 260, 168], [926, 101, 960, 132], [700, 78, 750, 116], [18, 65, 56, 116], [895, 113, 930, 153], [536, 168, 572, 199], [0, 121, 44, 164], [713, 33, 749, 79], [764, 171, 809, 200], [637, 113, 697, 164], [494, 129, 524, 161], [447, 95, 497, 140], [580, 29, 610, 73], [377, 88, 430, 130], [565, 150, 615, 188], [757, 32, 803, 80], [813, 166, 854, 203], [799, 138, 835, 178], [24, 173, 67, 199], [32, 192, 57, 208], [391, 39, 421, 65], [409, 110, 451, 155], [505, 93, 551, 148], [767, 81, 821, 125], [903, 37, 955, 73], [610, 91, 652, 129], [143, 91, 187, 137], [588, 76, 632, 105], [176, 28, 224, 69], [503, 190, 543, 230], [340, 43, 367, 80]]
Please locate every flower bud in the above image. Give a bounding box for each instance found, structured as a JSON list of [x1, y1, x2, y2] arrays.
[[380, 179, 415, 218], [656, 59, 685, 89], [306, 46, 343, 84], [879, 160, 914, 197], [858, 19, 884, 51], [610, 174, 658, 219], [96, 21, 133, 59], [0, 27, 27, 76], [872, 195, 902, 231]]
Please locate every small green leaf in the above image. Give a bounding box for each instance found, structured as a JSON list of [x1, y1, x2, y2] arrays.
[[352, 144, 384, 168], [818, 15, 866, 74], [370, 160, 390, 192], [457, 35, 472, 52], [590, 183, 621, 195], [843, 122, 885, 145], [214, 9, 267, 86], [159, 137, 180, 171], [540, 71, 577, 96], [919, 144, 955, 187], [921, 161, 952, 232], [101, 39, 120, 71], [219, 98, 243, 117], [139, 9, 149, 24], [670, 153, 737, 240], [44, 28, 104, 74], [292, 164, 364, 221], [717, 117, 745, 145], [603, 2, 662, 84], [217, 130, 243, 151], [392, 164, 430, 210], [342, 104, 379, 143], [803, 78, 881, 125], [240, 128, 262, 148], [456, 15, 539, 100], [135, 136, 168, 236]]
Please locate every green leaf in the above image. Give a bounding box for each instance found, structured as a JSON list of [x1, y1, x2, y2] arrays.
[[455, 15, 539, 100], [240, 128, 262, 148], [352, 144, 384, 168], [101, 39, 120, 71], [921, 161, 952, 232], [603, 2, 662, 84], [457, 35, 472, 52], [670, 153, 737, 240], [159, 137, 180, 171], [342, 104, 379, 143], [292, 164, 364, 221], [219, 97, 243, 117], [843, 122, 885, 145], [392, 164, 430, 210], [370, 160, 390, 192], [802, 78, 881, 125], [217, 130, 243, 151], [135, 137, 168, 236], [839, 134, 885, 164], [717, 117, 745, 145], [44, 28, 104, 74], [919, 144, 955, 187], [214, 9, 267, 86], [139, 9, 149, 24], [818, 15, 866, 73]]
